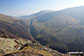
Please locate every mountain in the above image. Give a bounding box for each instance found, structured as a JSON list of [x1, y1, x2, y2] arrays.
[[0, 14, 66, 56], [52, 6, 84, 25], [21, 6, 84, 53], [20, 10, 53, 19], [0, 14, 34, 40], [21, 6, 84, 24]]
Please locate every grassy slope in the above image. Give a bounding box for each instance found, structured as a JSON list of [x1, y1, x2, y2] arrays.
[[29, 14, 84, 53], [0, 14, 34, 40]]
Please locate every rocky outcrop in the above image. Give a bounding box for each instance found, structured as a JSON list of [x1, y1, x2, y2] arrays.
[[0, 35, 67, 56], [2, 40, 66, 56], [0, 37, 32, 54]]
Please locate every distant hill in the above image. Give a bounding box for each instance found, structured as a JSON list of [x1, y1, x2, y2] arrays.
[[21, 6, 84, 24], [20, 10, 53, 19], [53, 6, 84, 25], [21, 6, 84, 53]]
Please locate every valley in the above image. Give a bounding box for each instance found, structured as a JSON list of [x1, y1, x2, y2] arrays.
[[0, 6, 84, 56]]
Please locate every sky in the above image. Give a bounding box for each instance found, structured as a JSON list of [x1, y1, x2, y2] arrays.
[[0, 0, 84, 16]]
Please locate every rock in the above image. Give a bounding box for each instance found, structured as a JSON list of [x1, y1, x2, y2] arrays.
[[0, 37, 32, 54]]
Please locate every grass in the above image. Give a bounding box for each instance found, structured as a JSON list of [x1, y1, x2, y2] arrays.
[[7, 46, 53, 56]]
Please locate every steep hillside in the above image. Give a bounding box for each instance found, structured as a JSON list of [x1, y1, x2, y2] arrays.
[[0, 14, 34, 40], [21, 6, 84, 53], [29, 15, 81, 53]]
